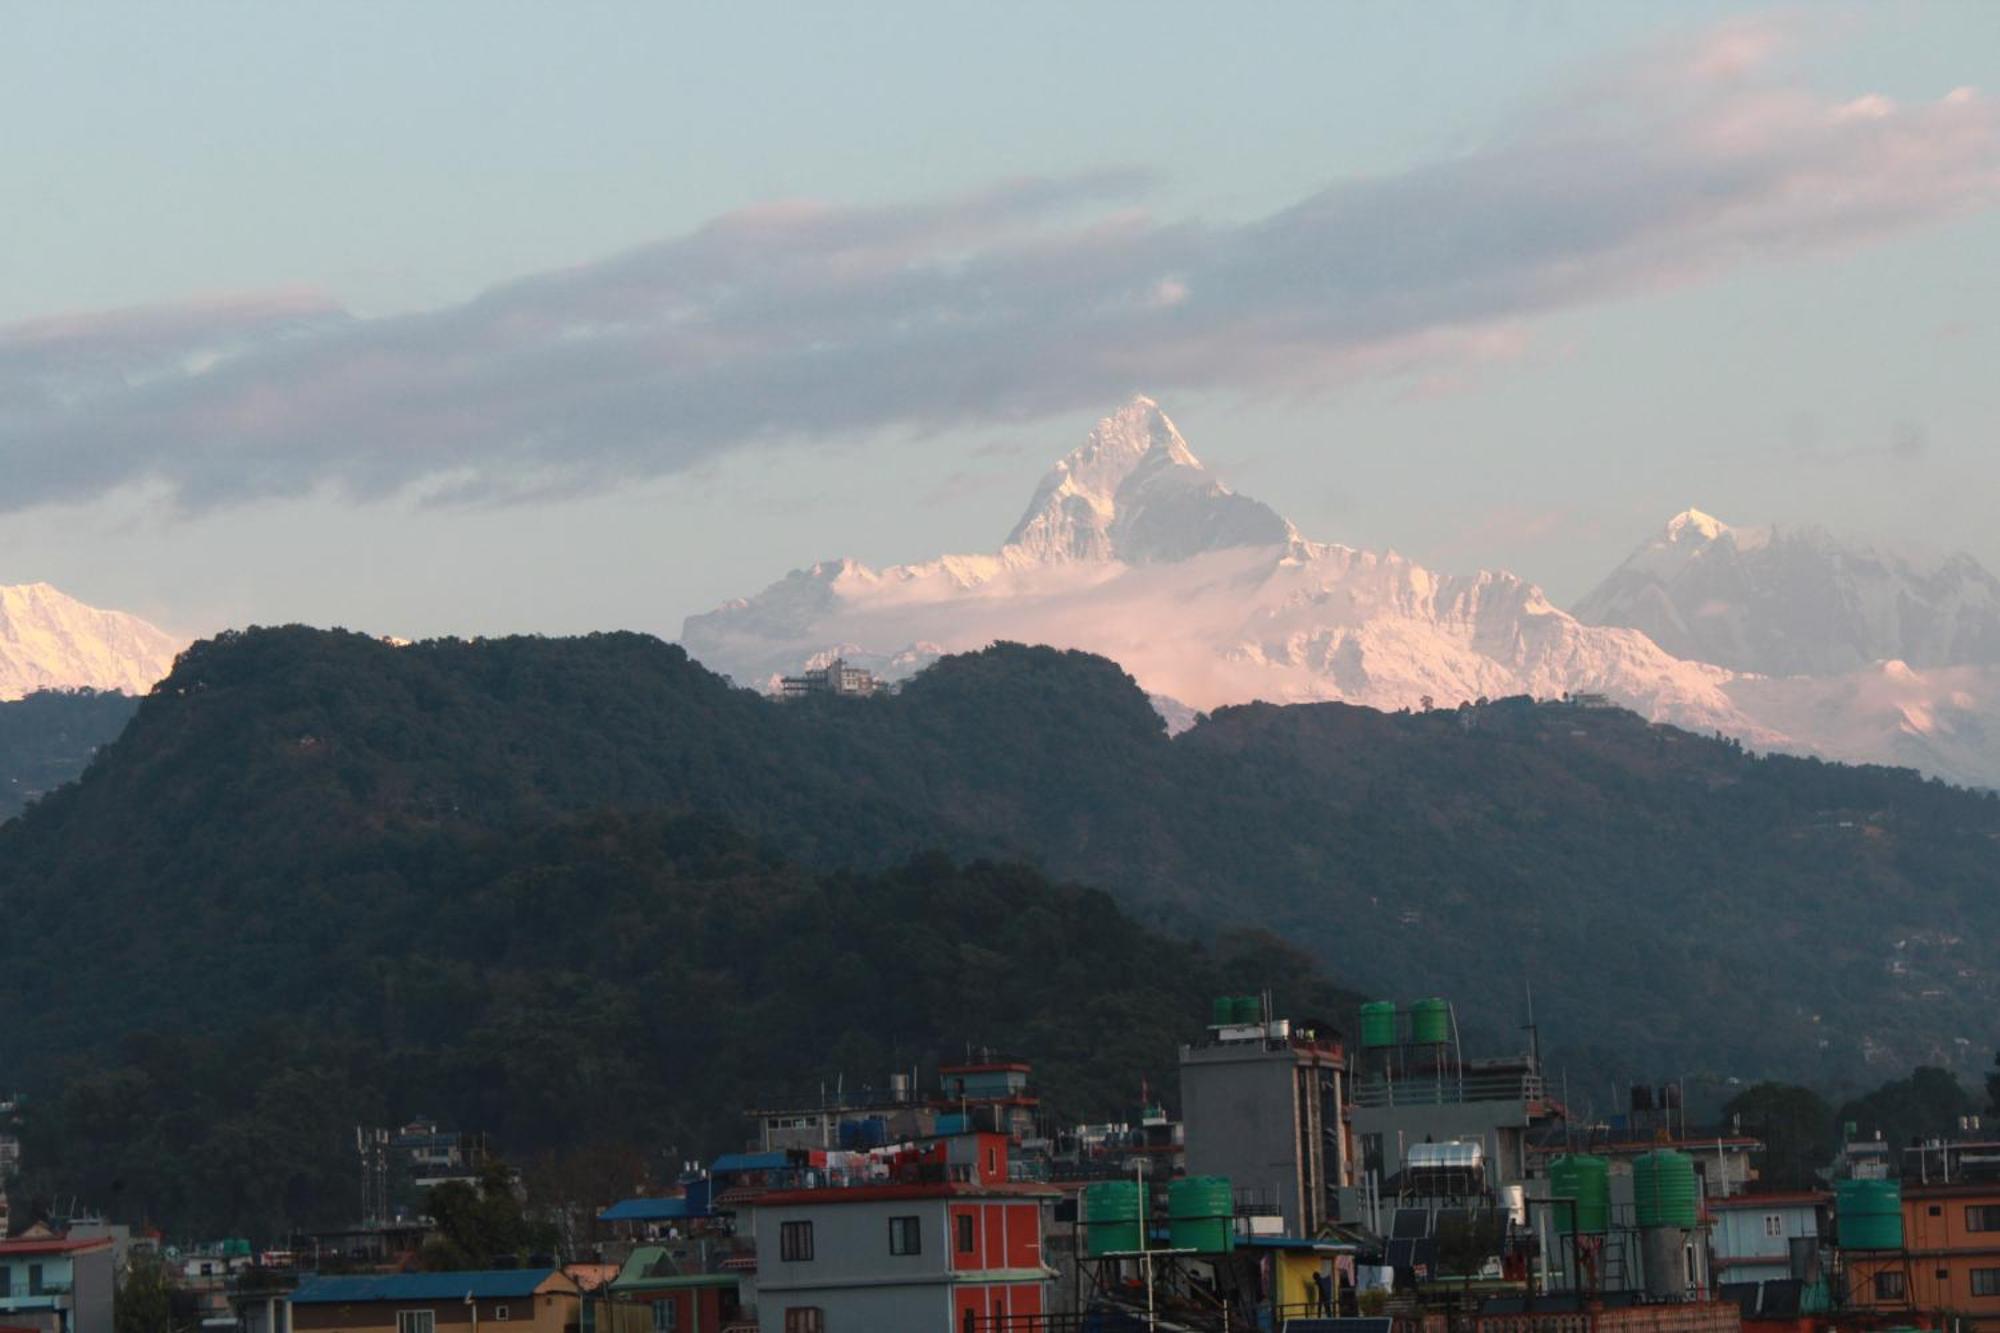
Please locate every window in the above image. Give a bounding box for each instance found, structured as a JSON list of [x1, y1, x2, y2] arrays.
[[0, 1268, 10, 1297], [889, 1215, 922, 1256], [1930, 1205, 1944, 1217], [957, 1213, 976, 1254], [397, 1312, 437, 1333], [494, 1307, 511, 1322], [28, 1266, 44, 1296], [651, 1302, 679, 1332], [1874, 1271, 1907, 1300], [1971, 1269, 2000, 1298], [1764, 1215, 1784, 1238], [782, 1309, 823, 1333], [780, 1220, 815, 1262], [1969, 1206, 2000, 1233]]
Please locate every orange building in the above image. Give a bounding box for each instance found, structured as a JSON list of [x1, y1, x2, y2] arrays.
[[1845, 1180, 2000, 1330]]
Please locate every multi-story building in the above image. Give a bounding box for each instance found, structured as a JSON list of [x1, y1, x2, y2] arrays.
[[776, 659, 881, 700], [751, 1133, 1056, 1332], [1179, 1001, 1350, 1235], [1846, 1139, 2000, 1331], [289, 1269, 581, 1333], [0, 1232, 114, 1333]]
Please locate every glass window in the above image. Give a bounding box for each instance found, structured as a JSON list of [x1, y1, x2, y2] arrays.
[[397, 1312, 437, 1333], [1972, 1268, 2000, 1298], [890, 1215, 922, 1256], [1874, 1271, 1907, 1300], [651, 1301, 679, 1332], [1968, 1206, 2000, 1233], [494, 1307, 510, 1323], [780, 1220, 814, 1262], [957, 1213, 976, 1254], [782, 1309, 823, 1333], [1764, 1215, 1784, 1237]]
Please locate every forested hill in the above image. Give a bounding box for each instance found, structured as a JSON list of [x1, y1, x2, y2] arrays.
[[7, 626, 2000, 1102], [0, 688, 139, 822], [9, 813, 1348, 1239]]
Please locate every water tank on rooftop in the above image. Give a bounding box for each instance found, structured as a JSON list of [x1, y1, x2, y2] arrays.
[[1233, 995, 1264, 1025], [1633, 1150, 1700, 1229], [1167, 1176, 1235, 1254], [1084, 1180, 1145, 1256], [1409, 998, 1451, 1046], [1548, 1154, 1610, 1234], [1836, 1179, 1904, 1250], [1211, 996, 1235, 1027], [1360, 1002, 1398, 1048]]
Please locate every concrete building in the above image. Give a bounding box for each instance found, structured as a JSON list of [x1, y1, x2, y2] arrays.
[[0, 1234, 113, 1333], [776, 659, 881, 700], [751, 1133, 1055, 1332], [288, 1270, 581, 1333], [1178, 1003, 1350, 1235], [1707, 1192, 1827, 1286], [1845, 1139, 2000, 1332]]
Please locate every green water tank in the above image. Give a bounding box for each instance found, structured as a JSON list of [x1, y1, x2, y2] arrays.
[[1211, 996, 1234, 1027], [1409, 997, 1451, 1046], [1168, 1176, 1236, 1254], [1836, 1179, 1904, 1250], [1633, 1150, 1700, 1229], [1233, 994, 1264, 1025], [1084, 1180, 1145, 1256], [1360, 1002, 1398, 1048], [1548, 1154, 1611, 1234]]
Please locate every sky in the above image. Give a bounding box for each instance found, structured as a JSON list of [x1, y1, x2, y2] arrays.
[[4, 1, 1998, 642]]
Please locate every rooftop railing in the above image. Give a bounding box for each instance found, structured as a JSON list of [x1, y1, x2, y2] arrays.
[[1352, 1071, 1544, 1109]]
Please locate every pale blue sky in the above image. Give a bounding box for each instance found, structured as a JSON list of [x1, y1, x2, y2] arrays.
[[3, 2, 1997, 640]]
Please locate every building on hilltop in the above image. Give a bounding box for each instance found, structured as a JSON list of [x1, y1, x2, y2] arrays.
[[1178, 994, 1351, 1236], [776, 658, 881, 700]]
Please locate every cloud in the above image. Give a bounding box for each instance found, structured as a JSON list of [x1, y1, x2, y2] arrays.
[[2, 22, 1996, 514]]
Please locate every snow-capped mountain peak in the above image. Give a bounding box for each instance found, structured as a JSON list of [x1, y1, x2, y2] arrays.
[[1003, 396, 1295, 563], [1664, 507, 1731, 544], [1577, 510, 2000, 677], [0, 582, 187, 700]]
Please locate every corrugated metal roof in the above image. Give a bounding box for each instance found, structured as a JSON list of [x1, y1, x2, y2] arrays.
[[597, 1197, 703, 1223], [290, 1270, 566, 1304], [710, 1152, 790, 1173]]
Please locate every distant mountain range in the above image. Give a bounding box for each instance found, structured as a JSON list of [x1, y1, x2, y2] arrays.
[[686, 397, 2000, 788], [0, 583, 183, 700]]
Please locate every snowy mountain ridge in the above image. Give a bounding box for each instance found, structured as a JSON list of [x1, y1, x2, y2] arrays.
[[1576, 507, 2000, 677], [683, 397, 2000, 788], [0, 582, 186, 701]]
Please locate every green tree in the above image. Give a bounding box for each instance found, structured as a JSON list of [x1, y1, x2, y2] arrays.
[[420, 1163, 551, 1271], [1723, 1083, 1836, 1189], [1837, 1067, 1977, 1152], [113, 1250, 175, 1333]]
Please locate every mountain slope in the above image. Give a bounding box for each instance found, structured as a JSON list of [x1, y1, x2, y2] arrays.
[[7, 628, 1996, 1111], [0, 582, 185, 700], [9, 809, 1346, 1239], [1576, 509, 2000, 677], [0, 689, 140, 822]]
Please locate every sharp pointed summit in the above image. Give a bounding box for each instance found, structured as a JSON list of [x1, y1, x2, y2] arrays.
[[1003, 396, 1295, 563]]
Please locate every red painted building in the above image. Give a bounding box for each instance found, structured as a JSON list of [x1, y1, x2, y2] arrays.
[[752, 1133, 1056, 1333]]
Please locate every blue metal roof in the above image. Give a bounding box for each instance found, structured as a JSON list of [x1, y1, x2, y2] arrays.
[[710, 1151, 789, 1173], [597, 1197, 704, 1223], [291, 1270, 564, 1304]]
